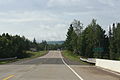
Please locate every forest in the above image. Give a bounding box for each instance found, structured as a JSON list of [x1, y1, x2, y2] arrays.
[[0, 33, 48, 58], [1, 19, 120, 60], [64, 19, 120, 60], [0, 33, 63, 58]]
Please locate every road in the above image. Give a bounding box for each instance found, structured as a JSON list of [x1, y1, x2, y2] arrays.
[[0, 51, 120, 80]]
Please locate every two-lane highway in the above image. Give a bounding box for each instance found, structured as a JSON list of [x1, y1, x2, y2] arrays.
[[0, 51, 120, 80]]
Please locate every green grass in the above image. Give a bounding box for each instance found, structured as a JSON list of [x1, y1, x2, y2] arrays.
[[26, 51, 48, 58], [0, 61, 8, 64], [61, 50, 89, 65], [0, 51, 48, 64], [0, 60, 17, 64]]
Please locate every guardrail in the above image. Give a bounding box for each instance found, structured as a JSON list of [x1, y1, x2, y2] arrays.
[[0, 57, 17, 61], [80, 58, 96, 64]]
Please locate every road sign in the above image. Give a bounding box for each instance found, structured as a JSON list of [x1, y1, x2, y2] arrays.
[[93, 47, 104, 52]]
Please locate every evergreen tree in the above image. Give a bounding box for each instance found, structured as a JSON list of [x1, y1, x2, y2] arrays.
[[64, 24, 74, 51], [0, 33, 32, 58], [33, 38, 37, 44], [83, 19, 106, 58], [109, 23, 120, 60]]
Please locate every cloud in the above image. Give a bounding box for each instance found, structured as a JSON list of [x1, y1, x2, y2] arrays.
[[47, 0, 119, 12], [0, 0, 15, 4], [0, 0, 120, 41], [0, 11, 68, 41], [47, 0, 82, 7], [97, 0, 115, 7], [23, 24, 68, 41], [0, 11, 59, 23]]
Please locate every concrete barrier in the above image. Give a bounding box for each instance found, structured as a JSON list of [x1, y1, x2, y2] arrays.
[[96, 59, 120, 73]]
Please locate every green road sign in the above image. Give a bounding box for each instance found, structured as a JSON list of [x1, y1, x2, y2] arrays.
[[93, 47, 104, 52]]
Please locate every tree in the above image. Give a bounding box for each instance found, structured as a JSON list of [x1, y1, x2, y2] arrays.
[[72, 20, 83, 54], [109, 23, 120, 60], [80, 19, 106, 58], [64, 24, 74, 51], [37, 40, 48, 51], [72, 19, 83, 36], [0, 33, 32, 58], [70, 30, 78, 54], [33, 38, 37, 44]]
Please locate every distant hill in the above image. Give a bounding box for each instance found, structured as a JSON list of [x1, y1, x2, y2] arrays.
[[47, 41, 64, 45]]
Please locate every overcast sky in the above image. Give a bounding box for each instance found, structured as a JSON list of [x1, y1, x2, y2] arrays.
[[0, 0, 120, 42]]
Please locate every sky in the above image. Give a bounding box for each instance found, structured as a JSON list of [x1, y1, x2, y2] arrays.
[[0, 0, 120, 42]]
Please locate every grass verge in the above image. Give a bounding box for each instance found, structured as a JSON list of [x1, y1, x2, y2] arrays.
[[26, 51, 48, 58], [0, 51, 48, 64], [61, 50, 90, 65], [0, 60, 17, 64]]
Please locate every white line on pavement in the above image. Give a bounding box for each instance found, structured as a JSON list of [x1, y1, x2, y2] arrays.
[[60, 51, 84, 80], [97, 66, 120, 76]]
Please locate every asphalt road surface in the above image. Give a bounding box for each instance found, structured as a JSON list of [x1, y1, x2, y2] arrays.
[[0, 51, 120, 80]]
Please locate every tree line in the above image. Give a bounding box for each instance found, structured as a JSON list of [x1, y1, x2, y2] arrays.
[[48, 44, 63, 50], [0, 33, 47, 58], [64, 19, 120, 60]]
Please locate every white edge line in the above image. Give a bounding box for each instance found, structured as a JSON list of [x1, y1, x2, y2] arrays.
[[60, 51, 84, 80], [96, 66, 120, 76]]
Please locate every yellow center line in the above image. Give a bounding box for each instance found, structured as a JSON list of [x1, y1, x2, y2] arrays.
[[2, 75, 15, 80]]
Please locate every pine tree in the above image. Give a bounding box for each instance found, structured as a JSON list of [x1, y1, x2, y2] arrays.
[[65, 24, 74, 51], [109, 23, 120, 60], [81, 19, 106, 58]]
